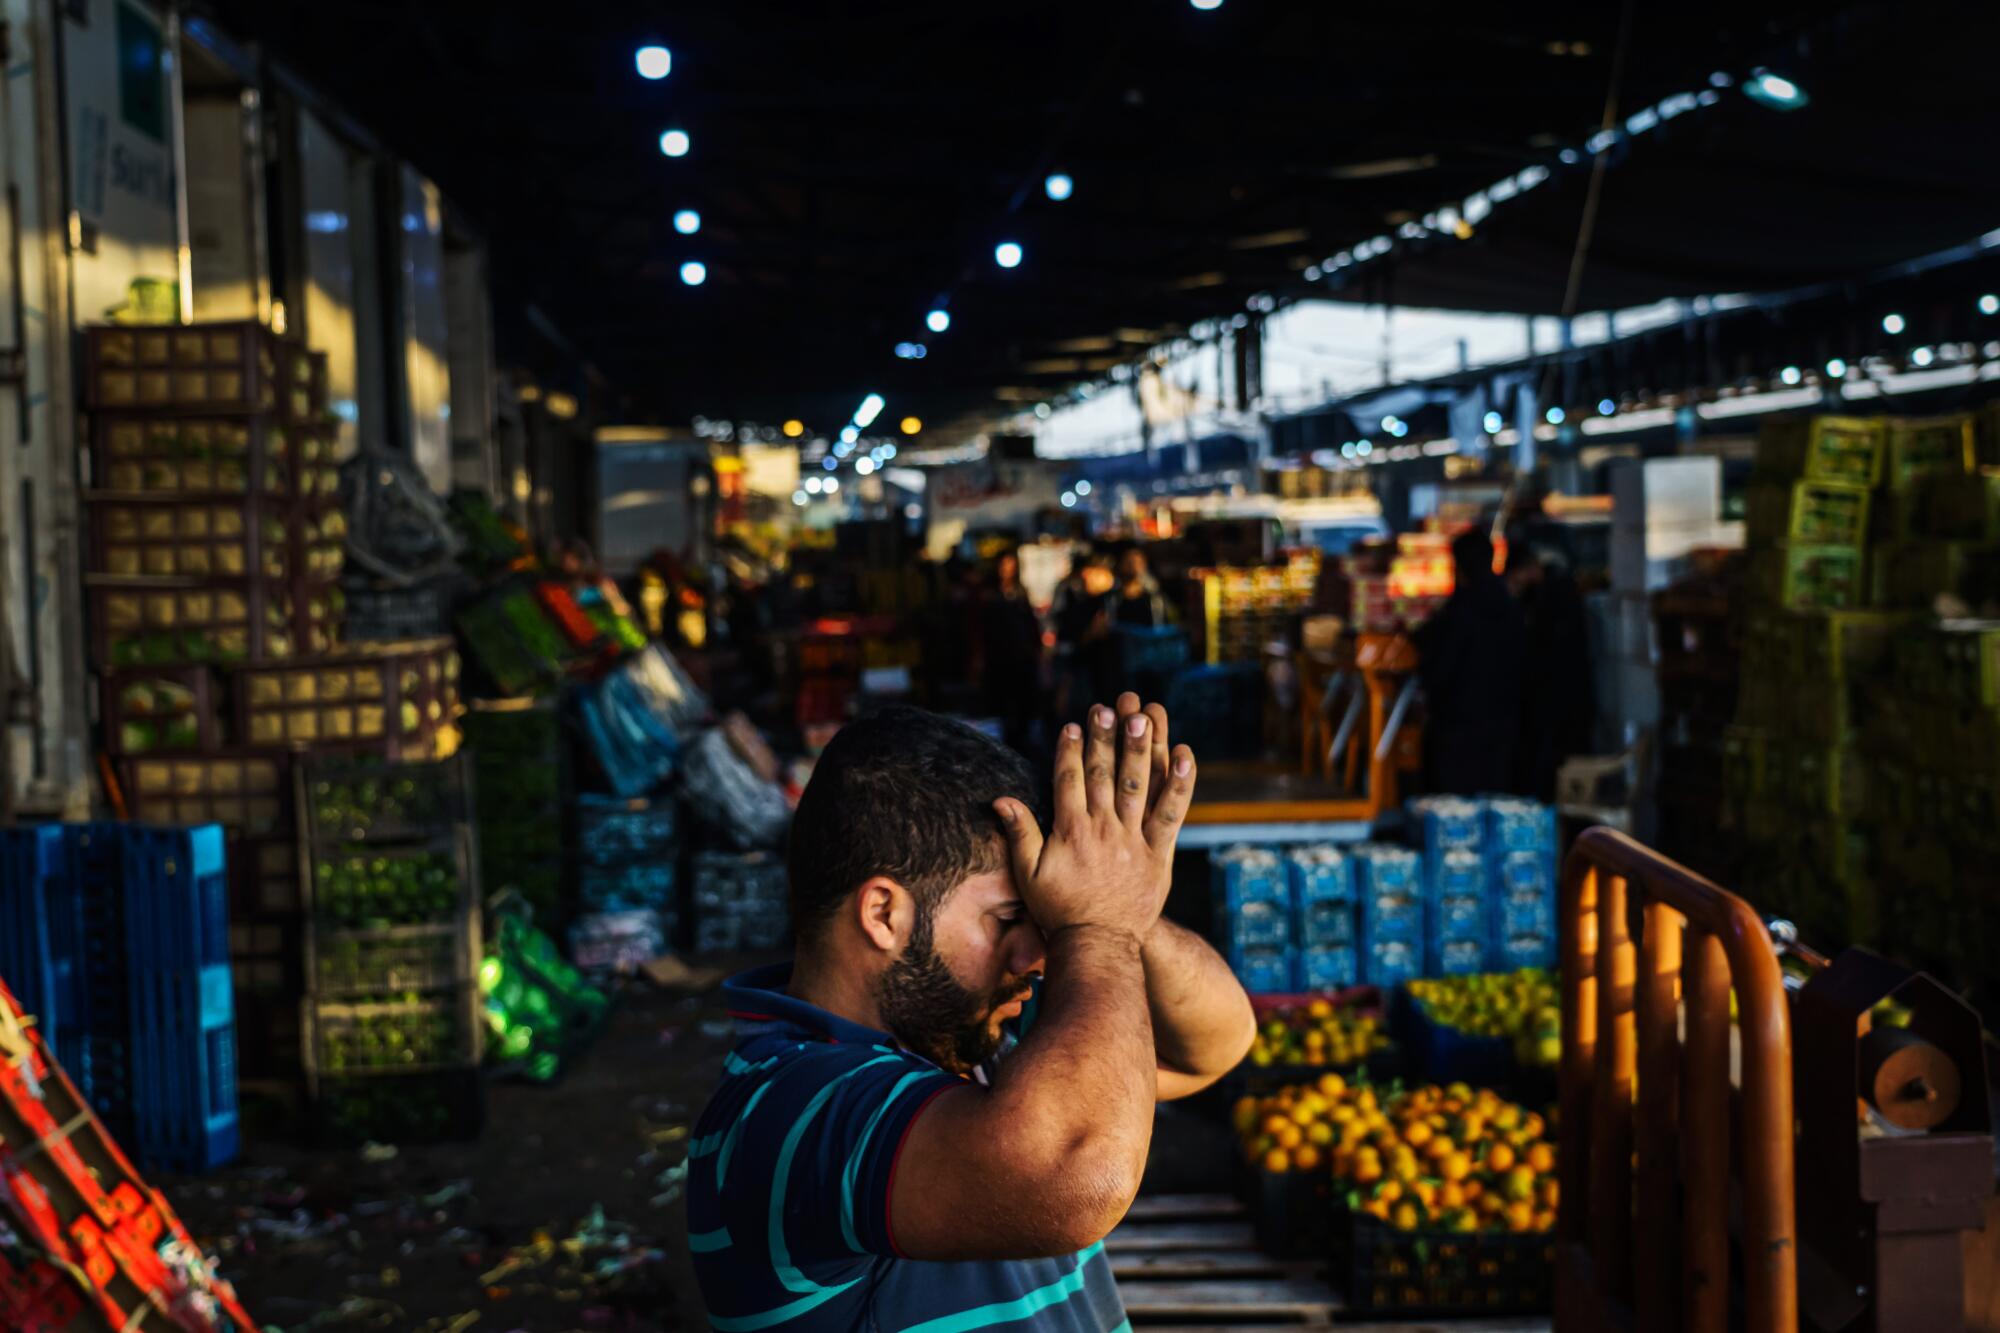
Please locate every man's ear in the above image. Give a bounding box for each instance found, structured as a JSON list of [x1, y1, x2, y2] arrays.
[[853, 876, 911, 954]]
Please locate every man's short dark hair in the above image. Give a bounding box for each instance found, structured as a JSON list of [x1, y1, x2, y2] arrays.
[[788, 706, 1040, 940]]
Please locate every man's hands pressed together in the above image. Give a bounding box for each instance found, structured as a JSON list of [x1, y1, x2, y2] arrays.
[[994, 703, 1195, 943]]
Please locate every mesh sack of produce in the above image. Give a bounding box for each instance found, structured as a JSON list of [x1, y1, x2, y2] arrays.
[[680, 726, 791, 850], [338, 447, 464, 582]]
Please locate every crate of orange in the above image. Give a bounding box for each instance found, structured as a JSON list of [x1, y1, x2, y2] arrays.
[[1225, 990, 1398, 1099], [1233, 1075, 1558, 1310]]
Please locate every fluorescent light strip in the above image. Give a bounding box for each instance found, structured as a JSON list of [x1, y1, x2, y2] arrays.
[[1695, 387, 1824, 419], [1580, 408, 1676, 435]]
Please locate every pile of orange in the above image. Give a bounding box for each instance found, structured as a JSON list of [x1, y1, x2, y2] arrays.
[[1233, 1074, 1558, 1234], [1245, 997, 1388, 1068]]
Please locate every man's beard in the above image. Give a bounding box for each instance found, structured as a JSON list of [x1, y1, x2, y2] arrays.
[[876, 909, 1029, 1075]]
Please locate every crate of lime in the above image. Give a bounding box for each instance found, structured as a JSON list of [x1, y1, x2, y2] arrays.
[[297, 754, 485, 1144]]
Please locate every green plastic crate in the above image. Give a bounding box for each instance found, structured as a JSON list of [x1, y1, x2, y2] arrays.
[[1756, 415, 1885, 486], [1752, 544, 1866, 610], [1885, 414, 1974, 490]]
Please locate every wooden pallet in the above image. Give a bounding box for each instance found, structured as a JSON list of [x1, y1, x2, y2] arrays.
[[1108, 1195, 1551, 1333]]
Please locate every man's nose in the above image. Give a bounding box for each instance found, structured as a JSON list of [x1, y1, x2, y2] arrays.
[[1012, 919, 1048, 976]]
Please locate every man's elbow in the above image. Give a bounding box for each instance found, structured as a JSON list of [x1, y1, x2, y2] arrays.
[[1036, 1143, 1144, 1251]]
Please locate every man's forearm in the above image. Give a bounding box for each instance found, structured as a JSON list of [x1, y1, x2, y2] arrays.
[[1142, 918, 1256, 1084], [990, 924, 1156, 1184]]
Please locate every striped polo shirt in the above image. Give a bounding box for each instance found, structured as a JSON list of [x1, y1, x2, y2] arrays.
[[688, 963, 1127, 1333]]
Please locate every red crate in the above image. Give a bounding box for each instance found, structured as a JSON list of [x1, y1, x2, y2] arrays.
[[0, 977, 259, 1332]]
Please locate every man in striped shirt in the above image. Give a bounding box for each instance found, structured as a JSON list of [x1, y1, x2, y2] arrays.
[[689, 698, 1254, 1333]]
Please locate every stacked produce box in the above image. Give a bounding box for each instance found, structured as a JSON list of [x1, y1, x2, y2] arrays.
[[1481, 800, 1558, 970], [1287, 845, 1357, 990], [464, 699, 564, 921], [1409, 798, 1486, 977], [1352, 844, 1424, 988], [1726, 410, 1998, 1005], [690, 850, 790, 953], [1209, 798, 1558, 996], [569, 793, 680, 969], [81, 320, 474, 1083], [1212, 847, 1293, 993], [299, 754, 484, 1142]]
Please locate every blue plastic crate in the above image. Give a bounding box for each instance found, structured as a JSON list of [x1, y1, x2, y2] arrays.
[[575, 794, 679, 867], [1208, 840, 1288, 912], [1427, 847, 1485, 900], [1483, 798, 1557, 854], [1285, 845, 1353, 904], [1295, 898, 1355, 947], [1221, 898, 1292, 949], [1490, 848, 1557, 896], [1363, 937, 1421, 988], [121, 826, 239, 1172], [1408, 796, 1484, 862], [1354, 845, 1422, 948], [1493, 931, 1557, 971], [577, 861, 679, 913], [1493, 888, 1555, 939], [1429, 935, 1489, 977], [1430, 891, 1486, 941], [1295, 945, 1359, 991], [1351, 843, 1421, 898], [1392, 988, 1517, 1087], [1231, 947, 1295, 995]]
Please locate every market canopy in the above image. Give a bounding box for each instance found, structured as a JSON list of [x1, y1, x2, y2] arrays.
[[215, 0, 2000, 428]]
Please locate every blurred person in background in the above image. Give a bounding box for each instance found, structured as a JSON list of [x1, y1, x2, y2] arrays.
[[1051, 549, 1113, 725], [1412, 530, 1527, 796], [1108, 547, 1171, 629], [981, 549, 1045, 757], [1505, 538, 1594, 800]]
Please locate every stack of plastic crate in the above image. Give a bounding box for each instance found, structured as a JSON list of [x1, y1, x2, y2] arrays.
[[1483, 798, 1559, 969], [1, 824, 138, 1142], [574, 793, 680, 930], [1351, 843, 1423, 987], [300, 754, 484, 1143], [465, 699, 564, 922], [690, 850, 790, 953], [1285, 844, 1356, 990], [120, 825, 240, 1172], [1409, 796, 1489, 976], [1210, 845, 1292, 993]]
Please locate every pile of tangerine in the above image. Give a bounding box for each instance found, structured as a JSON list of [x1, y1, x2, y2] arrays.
[[1233, 1074, 1558, 1234]]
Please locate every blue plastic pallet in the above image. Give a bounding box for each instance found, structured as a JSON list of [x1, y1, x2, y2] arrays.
[[121, 826, 239, 1172], [0, 827, 63, 1042]]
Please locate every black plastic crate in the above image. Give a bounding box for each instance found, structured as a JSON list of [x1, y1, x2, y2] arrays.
[[301, 752, 473, 847], [1334, 1205, 1554, 1319], [1248, 1168, 1333, 1259]]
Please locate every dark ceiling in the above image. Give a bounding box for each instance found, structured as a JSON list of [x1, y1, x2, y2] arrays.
[[202, 1, 2000, 435]]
